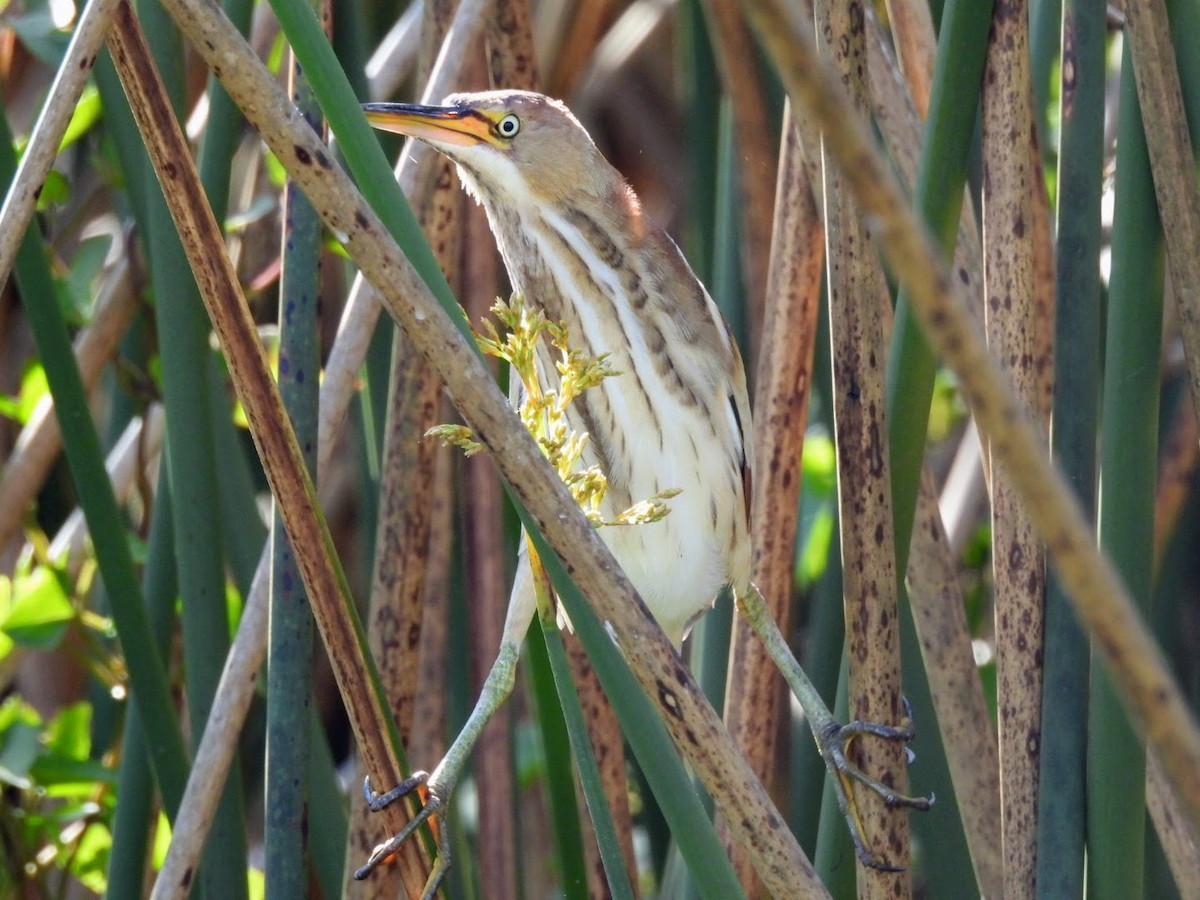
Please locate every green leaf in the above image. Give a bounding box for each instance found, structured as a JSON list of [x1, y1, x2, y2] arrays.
[[801, 431, 836, 497], [2, 564, 74, 649], [31, 756, 116, 792], [798, 502, 835, 590], [60, 84, 103, 152], [151, 810, 172, 868], [0, 698, 43, 788], [61, 234, 113, 324], [34, 169, 70, 210], [0, 579, 13, 660], [71, 821, 112, 894], [44, 701, 91, 760], [0, 360, 49, 425]]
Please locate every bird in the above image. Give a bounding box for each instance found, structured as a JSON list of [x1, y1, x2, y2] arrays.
[[356, 90, 930, 894]]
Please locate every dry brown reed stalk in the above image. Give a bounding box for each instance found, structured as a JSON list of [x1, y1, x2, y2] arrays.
[[1124, 0, 1200, 434], [859, 9, 1002, 887], [904, 470, 1003, 896], [882, 0, 936, 118], [719, 104, 824, 898], [698, 0, 776, 364], [105, 3, 435, 894], [980, 3, 1047, 892], [814, 0, 910, 892], [341, 1, 470, 892]]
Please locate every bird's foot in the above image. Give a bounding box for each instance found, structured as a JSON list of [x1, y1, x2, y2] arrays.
[[817, 698, 935, 871], [354, 773, 450, 898]]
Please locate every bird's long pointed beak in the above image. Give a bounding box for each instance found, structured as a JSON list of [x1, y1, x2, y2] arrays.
[[362, 102, 492, 147]]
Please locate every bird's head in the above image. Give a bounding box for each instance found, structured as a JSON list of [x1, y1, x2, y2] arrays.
[[363, 90, 615, 208]]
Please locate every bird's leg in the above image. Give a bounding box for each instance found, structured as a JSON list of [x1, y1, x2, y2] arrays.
[[354, 638, 521, 894], [734, 583, 933, 871], [355, 553, 538, 895]]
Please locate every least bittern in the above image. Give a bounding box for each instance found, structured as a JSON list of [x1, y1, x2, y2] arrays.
[[357, 90, 931, 894]]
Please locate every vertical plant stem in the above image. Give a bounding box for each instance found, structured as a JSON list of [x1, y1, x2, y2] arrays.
[[343, 0, 467, 888], [980, 3, 1046, 893], [1035, 0, 1105, 895], [720, 104, 823, 898], [264, 2, 324, 888], [881, 0, 937, 117], [698, 0, 776, 364], [1087, 41, 1164, 899], [106, 468, 177, 897], [132, 1, 249, 892], [871, 6, 1001, 889], [814, 1, 909, 892], [885, 0, 993, 575], [904, 473, 1002, 896], [1123, 0, 1200, 434]]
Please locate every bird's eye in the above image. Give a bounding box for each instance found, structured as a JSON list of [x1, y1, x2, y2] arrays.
[[496, 114, 520, 138]]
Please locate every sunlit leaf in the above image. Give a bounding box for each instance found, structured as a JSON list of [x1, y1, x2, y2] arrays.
[[801, 430, 836, 497], [0, 360, 49, 425], [44, 701, 90, 760], [2, 565, 74, 649], [34, 169, 70, 210], [151, 810, 172, 869], [59, 83, 102, 151], [72, 821, 112, 893]]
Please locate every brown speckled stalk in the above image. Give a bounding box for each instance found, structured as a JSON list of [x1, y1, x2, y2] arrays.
[[1153, 398, 1198, 573], [881, 0, 936, 118], [342, 2, 467, 894], [1123, 0, 1200, 450], [698, 0, 777, 364], [720, 106, 824, 898], [980, 2, 1047, 893], [905, 471, 1003, 896], [814, 1, 911, 894]]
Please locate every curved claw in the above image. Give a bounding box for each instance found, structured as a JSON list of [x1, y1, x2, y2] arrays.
[[816, 698, 935, 870], [354, 774, 450, 898], [362, 771, 430, 812]]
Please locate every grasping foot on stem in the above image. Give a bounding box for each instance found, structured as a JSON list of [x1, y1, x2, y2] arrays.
[[736, 583, 934, 870]]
